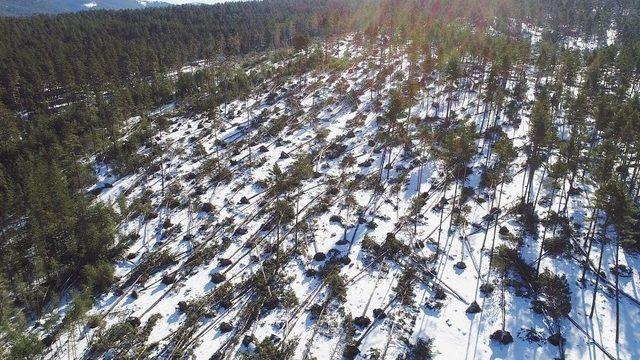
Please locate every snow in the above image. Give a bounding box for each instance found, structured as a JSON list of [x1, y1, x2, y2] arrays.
[[45, 31, 638, 360]]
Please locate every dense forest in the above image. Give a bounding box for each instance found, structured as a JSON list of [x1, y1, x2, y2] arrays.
[[0, 0, 355, 111], [0, 0, 639, 358], [1, 0, 637, 112]]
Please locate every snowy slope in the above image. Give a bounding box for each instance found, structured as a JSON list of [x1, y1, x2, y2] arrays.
[[45, 34, 640, 360]]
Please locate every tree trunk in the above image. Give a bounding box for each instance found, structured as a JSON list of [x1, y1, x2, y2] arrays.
[[589, 237, 606, 319], [485, 180, 505, 283], [533, 152, 552, 207], [447, 179, 459, 232], [295, 190, 300, 249], [537, 185, 558, 275], [580, 209, 599, 283], [561, 171, 577, 215], [415, 157, 424, 235], [343, 203, 350, 243], [386, 148, 393, 180], [501, 268, 506, 331], [525, 160, 537, 205], [379, 147, 387, 182], [481, 181, 498, 251], [615, 232, 620, 343], [435, 189, 446, 261]]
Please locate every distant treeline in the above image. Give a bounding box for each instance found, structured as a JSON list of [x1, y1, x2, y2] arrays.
[[1, 0, 636, 112], [0, 0, 356, 112]]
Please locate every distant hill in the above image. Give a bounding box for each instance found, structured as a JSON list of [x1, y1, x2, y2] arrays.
[[0, 0, 170, 16]]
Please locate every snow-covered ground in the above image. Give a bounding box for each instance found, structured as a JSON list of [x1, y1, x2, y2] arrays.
[[46, 34, 639, 360]]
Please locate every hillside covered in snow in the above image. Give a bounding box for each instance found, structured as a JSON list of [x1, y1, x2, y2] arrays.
[[48, 27, 640, 360], [1, 1, 639, 360]]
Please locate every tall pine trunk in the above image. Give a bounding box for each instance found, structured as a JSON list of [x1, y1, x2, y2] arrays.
[[615, 232, 620, 343], [589, 219, 608, 318], [580, 209, 599, 282]]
